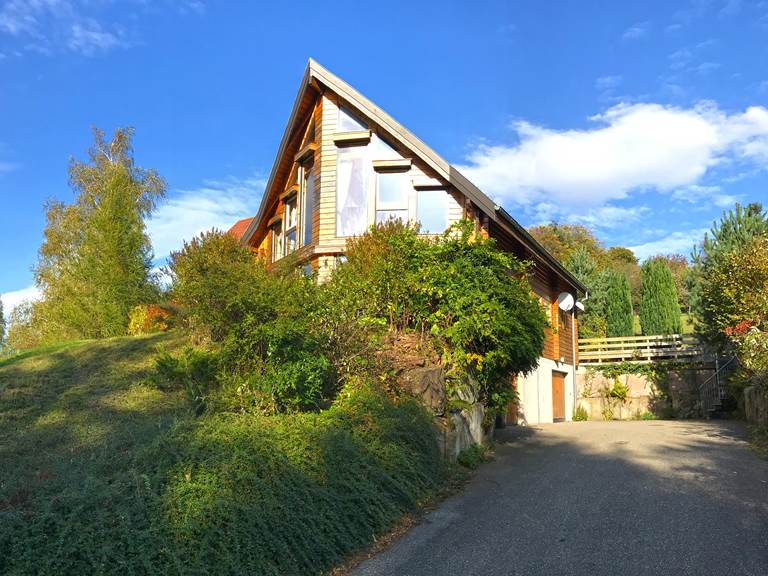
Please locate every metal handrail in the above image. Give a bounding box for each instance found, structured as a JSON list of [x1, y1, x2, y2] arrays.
[[698, 355, 737, 416]]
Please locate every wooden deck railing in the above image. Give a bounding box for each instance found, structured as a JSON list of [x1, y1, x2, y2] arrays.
[[578, 334, 710, 364]]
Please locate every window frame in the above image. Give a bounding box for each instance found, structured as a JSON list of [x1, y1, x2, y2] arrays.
[[374, 168, 411, 225], [271, 220, 284, 263], [282, 192, 298, 256], [415, 188, 450, 235], [300, 161, 315, 246]]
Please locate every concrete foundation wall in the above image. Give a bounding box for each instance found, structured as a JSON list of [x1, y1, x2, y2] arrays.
[[517, 358, 576, 425]]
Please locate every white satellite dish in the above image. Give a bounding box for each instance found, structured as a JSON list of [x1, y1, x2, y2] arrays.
[[557, 292, 575, 311], [575, 301, 585, 312]]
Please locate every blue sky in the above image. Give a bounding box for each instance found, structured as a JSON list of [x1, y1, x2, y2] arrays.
[[2, 0, 768, 313]]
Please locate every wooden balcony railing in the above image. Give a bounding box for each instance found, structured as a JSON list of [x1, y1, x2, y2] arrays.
[[578, 334, 710, 364]]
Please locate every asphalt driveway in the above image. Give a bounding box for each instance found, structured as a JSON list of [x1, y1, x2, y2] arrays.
[[352, 421, 768, 576]]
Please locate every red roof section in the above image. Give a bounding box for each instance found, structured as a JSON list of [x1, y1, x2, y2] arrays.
[[227, 217, 255, 240]]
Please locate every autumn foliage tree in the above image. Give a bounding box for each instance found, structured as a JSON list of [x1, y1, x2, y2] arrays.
[[690, 203, 768, 344], [30, 128, 165, 343]]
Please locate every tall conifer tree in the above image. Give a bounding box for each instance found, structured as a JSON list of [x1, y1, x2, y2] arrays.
[[639, 259, 682, 335], [603, 270, 634, 337]]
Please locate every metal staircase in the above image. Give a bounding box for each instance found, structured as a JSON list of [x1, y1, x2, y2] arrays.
[[698, 356, 738, 417]]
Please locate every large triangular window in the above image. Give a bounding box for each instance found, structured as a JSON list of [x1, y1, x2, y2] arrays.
[[338, 106, 367, 132]]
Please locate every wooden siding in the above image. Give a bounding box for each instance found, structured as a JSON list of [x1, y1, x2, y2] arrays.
[[488, 219, 577, 366], [318, 94, 338, 242], [242, 71, 580, 368]]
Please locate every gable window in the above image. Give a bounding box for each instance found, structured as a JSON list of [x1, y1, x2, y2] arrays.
[[416, 189, 449, 234], [336, 146, 369, 236], [338, 106, 367, 132], [375, 171, 410, 224], [302, 164, 315, 245], [271, 221, 283, 262], [284, 194, 298, 255]]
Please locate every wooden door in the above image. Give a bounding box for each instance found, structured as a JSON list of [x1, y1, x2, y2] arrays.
[[552, 371, 566, 422]]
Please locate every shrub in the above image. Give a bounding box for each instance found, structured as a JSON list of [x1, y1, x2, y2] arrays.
[[325, 220, 547, 415], [0, 380, 445, 576], [153, 383, 444, 575], [456, 443, 490, 469], [573, 404, 589, 421], [606, 379, 630, 403], [153, 347, 219, 414], [167, 230, 334, 414], [166, 230, 273, 341], [128, 304, 172, 335]]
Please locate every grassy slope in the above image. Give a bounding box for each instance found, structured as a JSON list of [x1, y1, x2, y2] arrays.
[[0, 333, 445, 575], [0, 332, 190, 504], [0, 333, 192, 574]]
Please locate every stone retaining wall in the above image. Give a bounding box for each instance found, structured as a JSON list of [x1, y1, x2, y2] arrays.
[[744, 385, 768, 426], [575, 366, 716, 420]]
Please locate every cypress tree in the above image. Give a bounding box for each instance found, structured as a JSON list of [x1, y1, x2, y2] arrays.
[[602, 270, 634, 337], [639, 259, 682, 335]]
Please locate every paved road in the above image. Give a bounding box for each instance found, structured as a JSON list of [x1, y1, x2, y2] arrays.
[[352, 421, 768, 576]]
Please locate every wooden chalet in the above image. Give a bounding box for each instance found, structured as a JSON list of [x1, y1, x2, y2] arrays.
[[232, 59, 587, 424]]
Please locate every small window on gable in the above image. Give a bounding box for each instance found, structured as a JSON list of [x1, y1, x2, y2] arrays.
[[302, 164, 315, 246], [376, 171, 409, 225], [338, 106, 367, 132], [272, 223, 283, 263], [284, 195, 298, 255], [416, 189, 449, 234]]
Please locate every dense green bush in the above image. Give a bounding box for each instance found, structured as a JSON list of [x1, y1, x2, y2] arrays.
[[166, 230, 334, 414], [153, 347, 220, 414], [456, 443, 490, 469], [325, 220, 547, 414], [0, 382, 444, 576]]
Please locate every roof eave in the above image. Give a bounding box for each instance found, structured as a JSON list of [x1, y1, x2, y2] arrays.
[[495, 205, 587, 294]]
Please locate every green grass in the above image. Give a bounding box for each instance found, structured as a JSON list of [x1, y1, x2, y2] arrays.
[[633, 313, 695, 335], [0, 332, 445, 575]]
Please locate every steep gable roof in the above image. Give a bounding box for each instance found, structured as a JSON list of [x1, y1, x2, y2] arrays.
[[241, 59, 586, 294]]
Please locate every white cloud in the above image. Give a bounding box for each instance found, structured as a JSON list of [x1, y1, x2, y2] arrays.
[[146, 174, 265, 262], [595, 75, 622, 91], [622, 21, 649, 40], [671, 184, 740, 207], [67, 19, 127, 56], [458, 102, 768, 209], [1, 285, 41, 321], [628, 228, 709, 260], [567, 205, 649, 229], [0, 0, 199, 56], [0, 0, 74, 39]]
